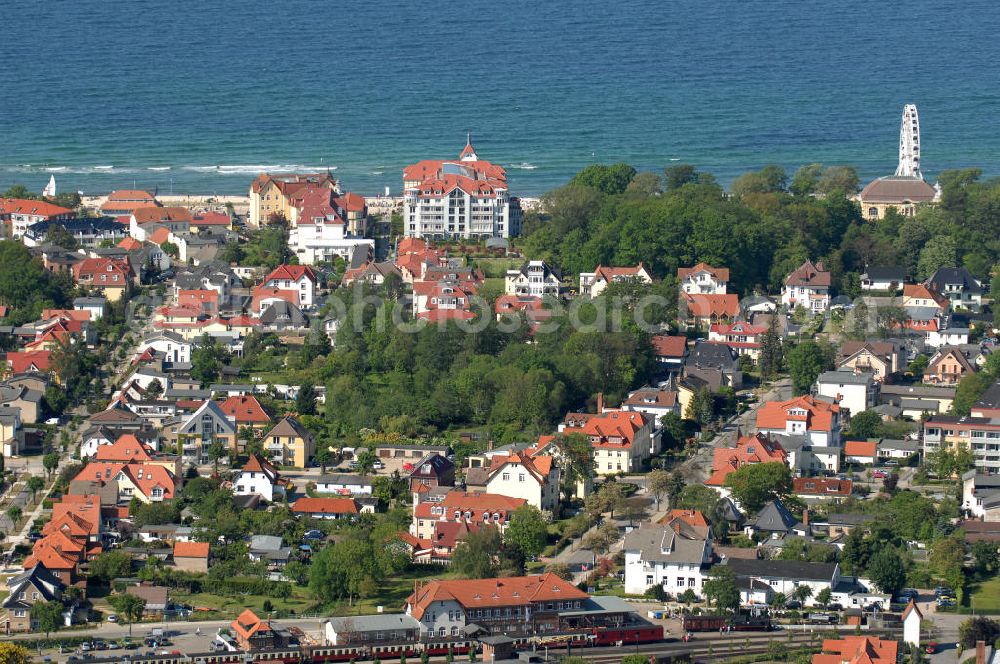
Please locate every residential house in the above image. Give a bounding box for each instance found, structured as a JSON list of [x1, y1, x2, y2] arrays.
[[173, 541, 210, 572], [877, 438, 919, 460], [705, 433, 787, 493], [623, 522, 712, 596], [684, 341, 743, 389], [173, 399, 237, 465], [411, 491, 526, 540], [558, 409, 657, 475], [793, 478, 853, 500], [407, 453, 455, 492], [837, 341, 901, 382], [4, 350, 52, 377], [578, 264, 653, 298], [23, 218, 128, 249], [680, 293, 740, 329], [880, 383, 955, 417], [233, 454, 283, 503], [708, 321, 767, 364], [504, 261, 561, 297], [1, 198, 74, 238], [651, 335, 687, 373], [744, 500, 808, 539], [314, 474, 374, 495], [137, 331, 192, 364], [126, 585, 169, 618], [177, 289, 220, 316], [924, 347, 976, 385], [844, 440, 877, 466], [1, 566, 65, 633], [129, 207, 192, 239], [341, 261, 403, 286], [72, 257, 135, 301], [292, 497, 360, 520], [620, 385, 680, 426], [925, 327, 970, 349], [248, 535, 292, 569], [677, 263, 729, 295], [73, 460, 178, 504], [961, 471, 1000, 520], [972, 383, 1000, 419], [814, 369, 878, 418], [248, 172, 339, 228], [261, 265, 318, 309], [725, 558, 841, 606], [485, 452, 560, 512], [860, 267, 906, 292], [260, 300, 309, 331], [73, 297, 108, 321], [262, 416, 314, 468], [782, 260, 831, 313], [925, 267, 983, 311], [677, 375, 709, 422], [218, 395, 272, 431], [0, 383, 44, 424], [901, 283, 948, 311], [756, 395, 842, 447]]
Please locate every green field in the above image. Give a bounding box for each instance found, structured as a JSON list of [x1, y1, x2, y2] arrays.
[[170, 584, 320, 619], [966, 574, 1000, 613]]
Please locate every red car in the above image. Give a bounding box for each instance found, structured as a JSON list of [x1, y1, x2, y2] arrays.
[[873, 470, 888, 479], [925, 643, 938, 654]]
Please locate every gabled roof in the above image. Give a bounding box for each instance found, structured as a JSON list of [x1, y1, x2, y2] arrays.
[[902, 283, 948, 307], [623, 524, 709, 565], [925, 266, 982, 294], [218, 395, 270, 424], [132, 206, 192, 224], [793, 477, 853, 497], [756, 395, 840, 432], [560, 410, 649, 448], [683, 293, 740, 318], [180, 399, 235, 435], [264, 415, 309, 440], [677, 263, 730, 282], [785, 260, 831, 288], [651, 335, 687, 358], [264, 264, 317, 284], [0, 198, 73, 219], [844, 440, 878, 457], [241, 453, 278, 479], [487, 451, 554, 484], [813, 636, 898, 664], [232, 608, 271, 640], [94, 434, 154, 462], [859, 175, 936, 203], [706, 433, 787, 486]]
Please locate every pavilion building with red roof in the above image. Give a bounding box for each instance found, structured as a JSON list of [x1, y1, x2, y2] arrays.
[[402, 138, 522, 240]]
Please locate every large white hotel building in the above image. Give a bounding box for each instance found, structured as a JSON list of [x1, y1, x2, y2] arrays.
[[402, 140, 522, 240]]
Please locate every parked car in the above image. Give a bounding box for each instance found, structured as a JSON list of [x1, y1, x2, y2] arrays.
[[936, 598, 956, 607], [872, 470, 888, 479], [784, 600, 802, 609], [107, 614, 118, 623], [926, 643, 938, 654], [372, 460, 384, 470]]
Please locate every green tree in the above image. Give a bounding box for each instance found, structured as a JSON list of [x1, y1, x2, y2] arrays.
[[296, 383, 317, 416], [758, 313, 783, 379], [972, 540, 999, 574], [786, 340, 835, 394], [0, 643, 32, 664], [769, 592, 787, 609], [552, 433, 596, 498], [88, 550, 134, 583], [645, 469, 672, 510], [723, 462, 792, 513], [6, 506, 22, 525], [32, 599, 64, 639], [958, 617, 1000, 648], [929, 535, 966, 591], [108, 593, 146, 636], [790, 164, 823, 197], [26, 475, 45, 502], [730, 165, 787, 197], [354, 448, 377, 475], [145, 378, 164, 399], [703, 566, 740, 612], [208, 440, 227, 473], [452, 527, 503, 579], [792, 584, 813, 604], [314, 445, 333, 473], [847, 411, 883, 440], [815, 588, 832, 608], [46, 225, 79, 250], [504, 505, 549, 557], [866, 548, 907, 595], [570, 164, 637, 195], [42, 452, 60, 476]]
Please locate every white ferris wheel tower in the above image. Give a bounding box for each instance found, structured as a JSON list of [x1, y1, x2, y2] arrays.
[[895, 104, 922, 179]]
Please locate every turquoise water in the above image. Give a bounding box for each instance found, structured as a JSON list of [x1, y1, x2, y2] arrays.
[[2, 0, 998, 197]]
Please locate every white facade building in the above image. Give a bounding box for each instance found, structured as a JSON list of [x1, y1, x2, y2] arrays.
[[505, 261, 561, 297], [233, 454, 282, 503], [814, 369, 878, 418], [623, 525, 711, 596], [403, 141, 522, 240], [485, 453, 560, 512]]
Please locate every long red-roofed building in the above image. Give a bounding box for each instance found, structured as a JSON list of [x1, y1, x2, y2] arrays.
[[1, 198, 74, 237], [812, 636, 898, 664], [411, 490, 526, 540], [756, 395, 842, 446], [403, 139, 521, 240], [705, 432, 788, 488]]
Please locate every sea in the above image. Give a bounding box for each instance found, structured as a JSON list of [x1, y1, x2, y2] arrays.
[[2, 0, 999, 198]]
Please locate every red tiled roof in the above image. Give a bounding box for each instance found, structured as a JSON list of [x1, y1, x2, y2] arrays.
[[677, 263, 730, 281], [561, 410, 648, 448], [651, 335, 687, 358], [407, 573, 586, 620], [174, 541, 210, 558], [6, 350, 52, 374], [0, 198, 73, 219], [684, 293, 740, 318], [94, 434, 154, 462], [192, 211, 231, 225], [844, 440, 877, 458], [292, 497, 359, 515], [117, 237, 143, 251], [334, 192, 366, 213], [785, 260, 831, 288], [132, 206, 192, 224], [149, 227, 171, 244], [902, 284, 948, 307], [756, 395, 840, 432], [264, 264, 317, 284], [218, 395, 270, 424], [705, 433, 787, 486], [813, 636, 898, 664]]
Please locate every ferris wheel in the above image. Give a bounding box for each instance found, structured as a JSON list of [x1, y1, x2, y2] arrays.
[[895, 104, 922, 179]]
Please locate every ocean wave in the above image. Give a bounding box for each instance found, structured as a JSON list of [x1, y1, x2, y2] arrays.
[[370, 170, 385, 175], [181, 164, 336, 175], [510, 162, 538, 170], [147, 166, 172, 171]]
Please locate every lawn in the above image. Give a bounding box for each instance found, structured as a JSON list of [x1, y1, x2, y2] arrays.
[[965, 574, 1000, 613], [170, 584, 320, 619], [328, 566, 458, 617]]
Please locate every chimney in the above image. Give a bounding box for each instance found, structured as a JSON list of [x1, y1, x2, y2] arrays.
[[802, 509, 809, 526], [597, 392, 604, 414]]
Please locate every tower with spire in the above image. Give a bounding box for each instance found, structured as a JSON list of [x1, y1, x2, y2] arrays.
[[459, 133, 478, 162]]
